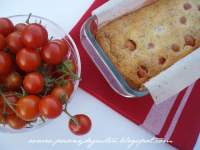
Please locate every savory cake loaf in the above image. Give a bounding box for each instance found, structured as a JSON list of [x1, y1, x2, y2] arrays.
[[96, 0, 200, 89]]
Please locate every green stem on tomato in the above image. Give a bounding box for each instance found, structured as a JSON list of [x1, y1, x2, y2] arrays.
[[49, 36, 54, 41], [42, 76, 55, 96], [40, 116, 46, 123], [25, 13, 32, 24], [4, 93, 18, 97], [20, 86, 27, 97], [3, 98, 6, 115], [64, 101, 68, 110], [61, 60, 80, 81], [2, 97, 7, 126], [54, 74, 67, 82], [26, 122, 34, 128], [63, 109, 80, 128], [0, 90, 19, 116]]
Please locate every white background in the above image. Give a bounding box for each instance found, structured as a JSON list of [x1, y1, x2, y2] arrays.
[[0, 0, 199, 150]]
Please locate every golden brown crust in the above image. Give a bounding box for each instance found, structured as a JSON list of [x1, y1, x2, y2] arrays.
[[96, 0, 200, 89]]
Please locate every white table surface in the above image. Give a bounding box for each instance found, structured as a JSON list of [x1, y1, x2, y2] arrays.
[[0, 0, 199, 150]]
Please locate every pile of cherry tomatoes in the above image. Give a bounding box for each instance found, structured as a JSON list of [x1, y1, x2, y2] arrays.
[[0, 15, 91, 135]]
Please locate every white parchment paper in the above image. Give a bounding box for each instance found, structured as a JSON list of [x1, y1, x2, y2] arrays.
[[92, 0, 157, 27], [92, 0, 200, 104]]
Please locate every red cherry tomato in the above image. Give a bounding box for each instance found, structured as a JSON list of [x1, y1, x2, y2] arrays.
[[22, 23, 48, 49], [52, 39, 69, 57], [0, 92, 18, 115], [41, 42, 64, 65], [0, 51, 12, 75], [0, 18, 14, 36], [39, 95, 62, 119], [16, 48, 41, 72], [0, 34, 5, 51], [4, 72, 22, 91], [51, 81, 74, 102], [7, 114, 26, 129], [68, 114, 92, 135], [51, 86, 68, 102], [16, 95, 40, 121], [14, 23, 27, 32], [64, 80, 74, 97], [6, 31, 24, 53], [23, 72, 44, 94]]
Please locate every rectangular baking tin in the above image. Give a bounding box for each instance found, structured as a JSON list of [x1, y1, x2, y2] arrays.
[[80, 16, 149, 98]]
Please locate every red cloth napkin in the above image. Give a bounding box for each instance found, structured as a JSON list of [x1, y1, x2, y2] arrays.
[[70, 0, 200, 149]]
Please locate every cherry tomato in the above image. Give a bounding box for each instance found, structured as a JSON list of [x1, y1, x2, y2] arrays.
[[0, 51, 12, 75], [4, 72, 22, 91], [0, 34, 5, 51], [68, 114, 92, 135], [16, 48, 41, 72], [14, 23, 27, 32], [6, 31, 24, 53], [41, 42, 64, 65], [0, 18, 14, 36], [53, 39, 69, 57], [22, 23, 48, 49], [51, 81, 74, 101], [0, 92, 18, 115], [23, 72, 44, 94], [51, 86, 68, 102], [16, 95, 40, 121], [7, 114, 26, 129], [39, 95, 62, 119], [64, 80, 74, 97]]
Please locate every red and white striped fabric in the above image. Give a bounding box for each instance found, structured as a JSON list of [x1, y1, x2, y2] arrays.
[[70, 0, 200, 149], [142, 82, 200, 149]]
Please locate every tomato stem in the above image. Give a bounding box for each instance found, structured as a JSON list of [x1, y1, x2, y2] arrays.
[[26, 122, 34, 128], [3, 98, 6, 114], [59, 59, 80, 81], [63, 109, 80, 128], [20, 86, 27, 97], [25, 13, 32, 24], [43, 76, 55, 96], [40, 116, 46, 123], [54, 74, 67, 82], [0, 90, 19, 116], [4, 93, 18, 97], [2, 97, 7, 126], [49, 36, 54, 41]]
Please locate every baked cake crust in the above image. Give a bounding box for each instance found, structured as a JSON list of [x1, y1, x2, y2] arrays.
[[96, 0, 200, 89]]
